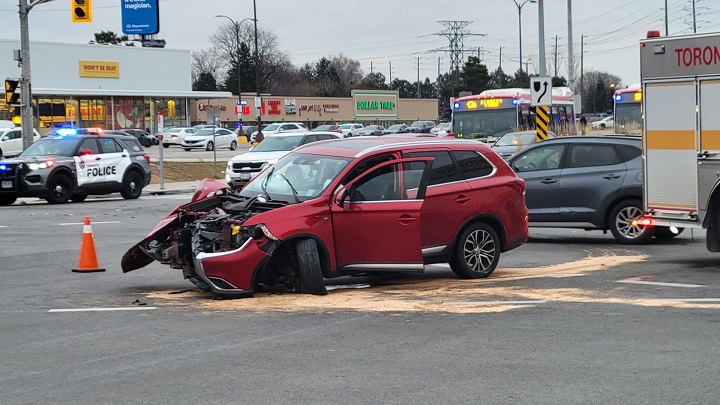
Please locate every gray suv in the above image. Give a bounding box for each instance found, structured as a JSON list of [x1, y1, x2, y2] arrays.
[[508, 136, 681, 244]]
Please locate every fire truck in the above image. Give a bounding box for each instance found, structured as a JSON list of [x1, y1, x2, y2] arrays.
[[641, 31, 720, 251]]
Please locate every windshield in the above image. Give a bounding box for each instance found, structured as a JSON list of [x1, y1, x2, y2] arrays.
[[194, 129, 216, 137], [339, 124, 353, 129], [388, 125, 403, 130], [494, 132, 535, 147], [241, 153, 352, 202], [410, 121, 424, 128], [615, 103, 642, 134], [364, 125, 379, 130], [20, 138, 80, 157], [452, 109, 518, 139], [263, 124, 280, 132], [252, 135, 304, 152], [165, 128, 182, 133]]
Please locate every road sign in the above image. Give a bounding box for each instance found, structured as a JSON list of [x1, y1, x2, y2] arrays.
[[207, 107, 221, 125], [530, 77, 552, 107], [5, 79, 19, 104], [535, 106, 550, 142]]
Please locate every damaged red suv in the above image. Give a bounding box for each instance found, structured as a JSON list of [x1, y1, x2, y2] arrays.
[[122, 136, 529, 299]]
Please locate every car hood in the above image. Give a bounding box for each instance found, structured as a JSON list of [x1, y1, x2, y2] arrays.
[[229, 150, 290, 163], [182, 135, 210, 142]]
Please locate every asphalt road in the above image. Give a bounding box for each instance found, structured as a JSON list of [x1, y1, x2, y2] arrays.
[[2, 195, 720, 404]]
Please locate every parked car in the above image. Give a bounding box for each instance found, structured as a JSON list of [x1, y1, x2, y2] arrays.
[[356, 125, 386, 136], [312, 125, 342, 134], [591, 116, 614, 130], [181, 128, 238, 151], [430, 122, 451, 135], [226, 131, 341, 189], [235, 125, 258, 138], [0, 127, 41, 158], [339, 123, 364, 137], [105, 130, 154, 147], [491, 130, 558, 160], [408, 120, 436, 133], [382, 124, 410, 135], [122, 137, 529, 299], [161, 127, 196, 148], [122, 129, 156, 145], [507, 135, 682, 244], [250, 123, 306, 143]]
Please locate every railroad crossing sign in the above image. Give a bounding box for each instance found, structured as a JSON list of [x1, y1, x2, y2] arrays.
[[530, 76, 552, 107]]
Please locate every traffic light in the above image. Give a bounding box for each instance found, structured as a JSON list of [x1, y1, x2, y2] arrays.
[[5, 79, 19, 104], [71, 0, 92, 23]]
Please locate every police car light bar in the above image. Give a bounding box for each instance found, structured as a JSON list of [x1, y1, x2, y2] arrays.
[[57, 128, 78, 136]]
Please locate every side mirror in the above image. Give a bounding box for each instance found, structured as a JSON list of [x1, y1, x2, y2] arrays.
[[1, 136, 8, 141], [333, 186, 348, 208]]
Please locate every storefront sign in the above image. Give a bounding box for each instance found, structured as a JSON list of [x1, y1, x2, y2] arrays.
[[299, 104, 321, 112], [323, 103, 339, 113], [353, 91, 398, 118], [285, 99, 296, 114], [267, 100, 282, 115], [79, 61, 120, 78]]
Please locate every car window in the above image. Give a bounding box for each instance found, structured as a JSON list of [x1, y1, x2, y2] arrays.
[[349, 161, 425, 202], [99, 138, 123, 153], [566, 144, 622, 168], [511, 145, 565, 172], [616, 144, 641, 162], [77, 138, 100, 155], [406, 150, 459, 186], [302, 135, 318, 144], [9, 130, 21, 140], [117, 137, 143, 152], [317, 135, 335, 141], [454, 150, 494, 179]]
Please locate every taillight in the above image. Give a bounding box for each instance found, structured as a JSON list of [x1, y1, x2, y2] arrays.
[[143, 154, 151, 163], [508, 179, 526, 196]]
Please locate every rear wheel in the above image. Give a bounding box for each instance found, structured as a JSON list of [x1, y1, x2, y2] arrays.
[[450, 223, 500, 279], [654, 226, 684, 239], [120, 171, 143, 200], [229, 140, 237, 150], [609, 199, 654, 244], [295, 239, 327, 295], [0, 195, 17, 206], [184, 148, 191, 151], [71, 193, 87, 203], [206, 142, 214, 151], [45, 174, 73, 204]]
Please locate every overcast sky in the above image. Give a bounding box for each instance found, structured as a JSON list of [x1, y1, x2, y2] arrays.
[[1, 0, 719, 89]]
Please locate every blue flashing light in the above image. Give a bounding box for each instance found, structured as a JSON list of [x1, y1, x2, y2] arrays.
[[615, 94, 623, 102], [512, 99, 519, 105], [453, 102, 461, 110], [57, 128, 78, 136], [0, 165, 7, 171]]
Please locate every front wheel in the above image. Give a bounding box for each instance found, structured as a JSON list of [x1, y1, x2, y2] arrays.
[[0, 195, 17, 206], [162, 144, 170, 148], [120, 171, 143, 199], [609, 199, 654, 244], [600, 124, 606, 129], [206, 142, 214, 151], [229, 140, 237, 150], [450, 223, 500, 279], [45, 174, 73, 204], [295, 239, 327, 295]]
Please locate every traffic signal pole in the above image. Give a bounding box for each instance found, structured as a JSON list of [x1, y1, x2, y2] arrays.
[[18, 0, 34, 149]]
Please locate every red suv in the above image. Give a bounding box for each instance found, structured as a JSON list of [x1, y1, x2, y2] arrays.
[[122, 136, 529, 299]]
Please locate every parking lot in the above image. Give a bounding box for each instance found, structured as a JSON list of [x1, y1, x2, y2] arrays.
[[2, 194, 720, 403]]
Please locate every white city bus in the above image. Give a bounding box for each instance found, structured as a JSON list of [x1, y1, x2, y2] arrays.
[[613, 83, 642, 134]]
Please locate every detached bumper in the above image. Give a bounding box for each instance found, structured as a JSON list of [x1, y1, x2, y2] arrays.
[[193, 238, 269, 299]]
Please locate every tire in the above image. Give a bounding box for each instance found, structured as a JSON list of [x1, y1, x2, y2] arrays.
[[120, 171, 143, 200], [71, 193, 87, 203], [600, 124, 606, 129], [450, 223, 500, 279], [654, 226, 684, 239], [229, 140, 237, 150], [162, 144, 170, 148], [295, 239, 327, 295], [206, 141, 214, 151], [45, 174, 73, 204], [609, 199, 654, 244], [0, 195, 17, 206], [184, 148, 191, 151]]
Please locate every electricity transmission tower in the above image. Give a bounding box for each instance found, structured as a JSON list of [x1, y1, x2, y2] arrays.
[[433, 21, 486, 87]]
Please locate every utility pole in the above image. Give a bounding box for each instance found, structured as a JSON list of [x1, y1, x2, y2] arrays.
[[253, 0, 262, 136], [499, 46, 503, 70], [417, 57, 421, 98], [665, 0, 669, 35], [18, 0, 36, 149], [692, 0, 697, 33], [580, 34, 584, 113], [553, 35, 559, 77], [370, 61, 373, 74], [389, 61, 392, 84], [433, 21, 485, 88], [567, 0, 575, 90], [538, 0, 547, 76]]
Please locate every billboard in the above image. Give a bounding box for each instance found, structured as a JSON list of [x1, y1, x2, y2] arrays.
[[121, 0, 160, 35]]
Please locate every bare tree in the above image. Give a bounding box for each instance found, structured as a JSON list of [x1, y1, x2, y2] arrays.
[[191, 48, 225, 83]]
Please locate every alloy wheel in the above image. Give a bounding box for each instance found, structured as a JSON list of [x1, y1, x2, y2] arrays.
[[463, 228, 496, 273], [614, 205, 647, 239]]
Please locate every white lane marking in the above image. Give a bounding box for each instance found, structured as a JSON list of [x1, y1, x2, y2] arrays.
[[444, 300, 546, 306], [648, 298, 720, 303], [0, 225, 6, 228], [326, 284, 372, 291], [58, 221, 121, 226], [48, 307, 157, 312], [616, 278, 704, 288]]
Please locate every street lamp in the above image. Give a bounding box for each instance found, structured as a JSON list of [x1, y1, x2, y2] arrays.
[[252, 0, 262, 138], [215, 15, 254, 128], [512, 0, 536, 75]]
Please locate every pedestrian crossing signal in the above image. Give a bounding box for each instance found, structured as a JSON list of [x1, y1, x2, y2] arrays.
[[71, 0, 92, 23], [5, 79, 19, 104]]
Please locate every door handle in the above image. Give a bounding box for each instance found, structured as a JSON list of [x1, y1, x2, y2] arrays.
[[121, 154, 127, 157], [603, 174, 621, 179], [95, 157, 102, 160], [540, 178, 558, 184], [397, 214, 419, 225], [454, 195, 471, 204]]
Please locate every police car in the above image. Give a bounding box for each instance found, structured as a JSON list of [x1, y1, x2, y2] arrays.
[[0, 128, 151, 205]]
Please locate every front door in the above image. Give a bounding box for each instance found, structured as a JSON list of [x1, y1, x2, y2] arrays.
[[510, 143, 565, 222], [331, 158, 431, 272]]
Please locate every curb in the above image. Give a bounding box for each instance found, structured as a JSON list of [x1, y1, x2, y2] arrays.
[[143, 187, 198, 196]]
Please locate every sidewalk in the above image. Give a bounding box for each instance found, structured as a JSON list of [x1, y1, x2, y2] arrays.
[[143, 180, 200, 196]]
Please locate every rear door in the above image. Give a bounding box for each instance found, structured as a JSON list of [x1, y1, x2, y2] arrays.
[[331, 158, 432, 272], [97, 137, 128, 185], [509, 143, 565, 222], [558, 143, 626, 222]]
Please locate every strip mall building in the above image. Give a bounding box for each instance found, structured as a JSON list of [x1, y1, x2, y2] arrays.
[[0, 39, 438, 133]]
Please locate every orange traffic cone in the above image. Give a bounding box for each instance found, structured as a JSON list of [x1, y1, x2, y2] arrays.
[[72, 216, 105, 273]]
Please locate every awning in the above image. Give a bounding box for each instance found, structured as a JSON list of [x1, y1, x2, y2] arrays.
[[32, 88, 233, 99]]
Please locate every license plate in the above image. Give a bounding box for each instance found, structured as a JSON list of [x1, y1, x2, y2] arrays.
[[1, 181, 12, 189], [239, 173, 251, 180]]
